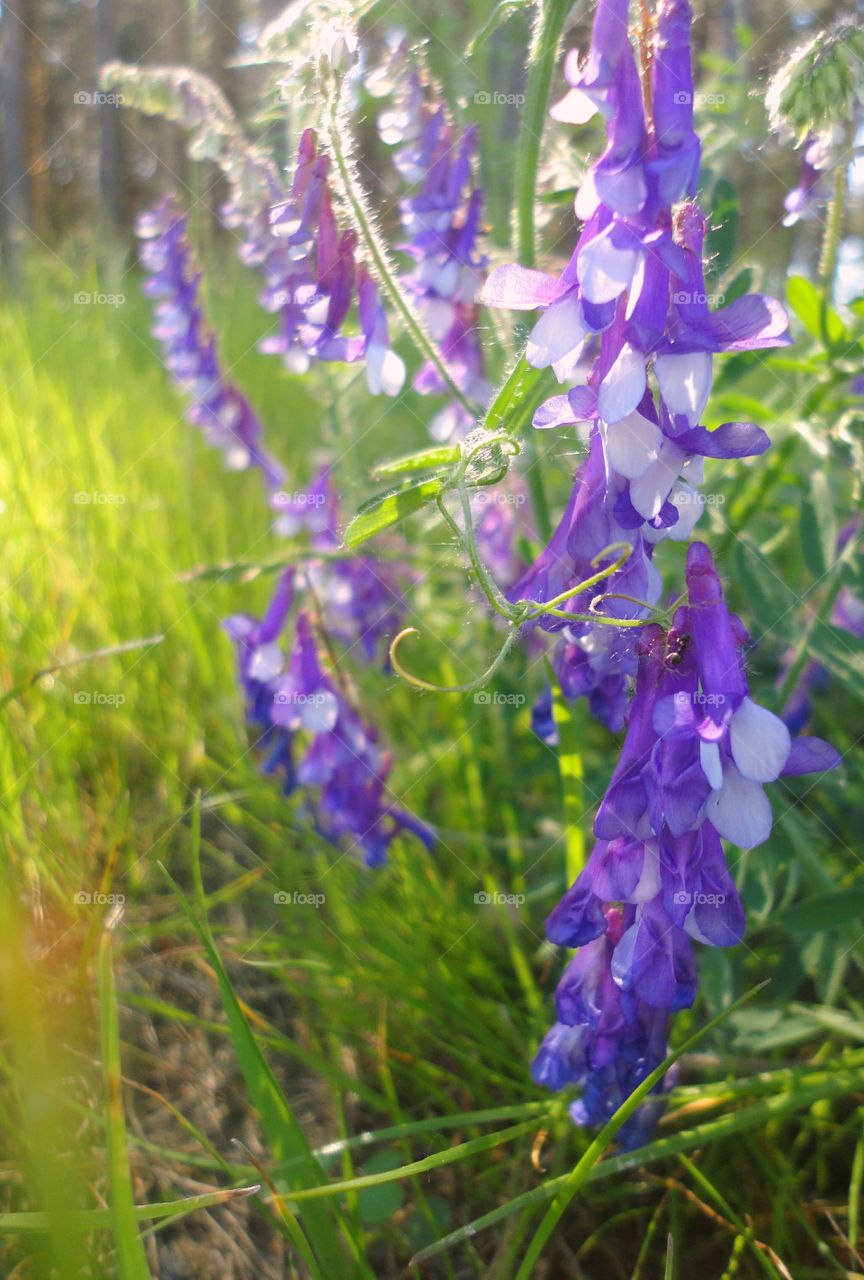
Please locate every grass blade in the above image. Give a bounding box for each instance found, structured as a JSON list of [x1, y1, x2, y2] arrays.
[[158, 802, 369, 1279], [98, 931, 152, 1280], [513, 982, 770, 1278]]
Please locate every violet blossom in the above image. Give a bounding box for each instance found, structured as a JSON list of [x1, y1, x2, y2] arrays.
[[225, 576, 433, 867], [137, 197, 285, 492], [534, 545, 840, 1142], [482, 0, 788, 731]]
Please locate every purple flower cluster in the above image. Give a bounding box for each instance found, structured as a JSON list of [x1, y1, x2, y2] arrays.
[[223, 127, 405, 396], [138, 196, 425, 865], [225, 575, 433, 867], [273, 464, 407, 663], [483, 0, 790, 730], [373, 46, 490, 440], [137, 197, 285, 492], [534, 542, 840, 1142]]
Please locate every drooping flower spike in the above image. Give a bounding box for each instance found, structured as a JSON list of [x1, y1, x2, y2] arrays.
[[225, 577, 433, 867], [136, 197, 286, 492], [373, 45, 489, 440], [138, 191, 422, 864], [534, 545, 840, 1141], [482, 0, 790, 732], [249, 129, 406, 393]]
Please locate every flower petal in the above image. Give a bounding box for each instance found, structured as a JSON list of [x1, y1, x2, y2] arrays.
[[706, 764, 773, 847], [655, 350, 712, 424], [730, 696, 791, 782], [597, 343, 646, 424], [481, 264, 568, 311], [604, 410, 662, 479]]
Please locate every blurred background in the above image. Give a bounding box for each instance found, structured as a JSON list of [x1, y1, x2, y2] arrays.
[[0, 0, 854, 279]]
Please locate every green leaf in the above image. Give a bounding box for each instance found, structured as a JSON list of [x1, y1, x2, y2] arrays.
[[0, 1189, 261, 1235], [786, 275, 848, 347], [722, 267, 753, 305], [809, 624, 864, 703], [466, 0, 532, 56], [356, 1152, 403, 1226], [344, 478, 444, 549], [551, 681, 585, 885], [372, 445, 460, 480], [732, 539, 797, 643], [780, 889, 864, 934], [99, 934, 153, 1280], [160, 806, 366, 1279], [705, 178, 738, 283], [799, 469, 837, 579]]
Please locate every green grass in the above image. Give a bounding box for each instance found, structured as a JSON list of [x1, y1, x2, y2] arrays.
[[0, 248, 862, 1279]]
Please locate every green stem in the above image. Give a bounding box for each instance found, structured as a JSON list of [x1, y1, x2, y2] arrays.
[[514, 0, 571, 268], [776, 565, 846, 710], [322, 73, 478, 417], [819, 161, 847, 296], [511, 0, 569, 535]]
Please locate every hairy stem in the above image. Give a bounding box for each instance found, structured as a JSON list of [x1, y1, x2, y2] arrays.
[[322, 72, 478, 417]]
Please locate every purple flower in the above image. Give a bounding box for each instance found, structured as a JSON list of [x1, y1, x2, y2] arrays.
[[137, 197, 285, 492], [224, 585, 433, 866], [481, 0, 789, 741], [224, 127, 404, 394], [532, 906, 673, 1148], [535, 544, 840, 1138], [375, 57, 489, 438]]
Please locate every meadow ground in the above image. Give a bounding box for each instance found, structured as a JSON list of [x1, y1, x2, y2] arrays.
[[0, 246, 862, 1279]]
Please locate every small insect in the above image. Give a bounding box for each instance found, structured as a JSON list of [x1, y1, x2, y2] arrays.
[[665, 631, 690, 668]]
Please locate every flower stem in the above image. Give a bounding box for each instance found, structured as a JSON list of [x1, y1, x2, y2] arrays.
[[514, 0, 571, 269], [776, 565, 846, 711], [511, 0, 569, 541], [819, 160, 847, 297], [322, 72, 479, 417]]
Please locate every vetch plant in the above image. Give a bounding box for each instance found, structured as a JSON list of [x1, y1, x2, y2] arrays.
[[99, 0, 852, 1222]]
